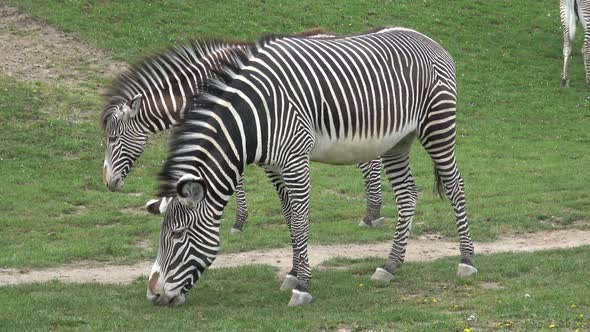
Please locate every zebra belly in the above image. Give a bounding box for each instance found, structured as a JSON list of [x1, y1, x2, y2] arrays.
[[310, 128, 414, 165]]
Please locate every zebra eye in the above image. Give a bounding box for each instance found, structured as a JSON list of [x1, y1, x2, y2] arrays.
[[170, 229, 184, 239], [107, 136, 117, 143]]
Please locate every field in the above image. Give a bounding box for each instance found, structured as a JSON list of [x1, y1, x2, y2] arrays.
[[0, 0, 589, 330]]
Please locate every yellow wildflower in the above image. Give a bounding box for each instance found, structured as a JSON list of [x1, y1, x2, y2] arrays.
[[549, 324, 555, 328], [464, 328, 471, 332]]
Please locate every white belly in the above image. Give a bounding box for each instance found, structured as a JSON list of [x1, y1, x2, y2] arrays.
[[310, 127, 415, 164]]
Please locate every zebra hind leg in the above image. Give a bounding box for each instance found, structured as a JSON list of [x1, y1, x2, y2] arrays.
[[358, 159, 384, 227], [419, 108, 477, 278], [230, 174, 248, 234], [371, 136, 417, 284], [560, 0, 577, 87], [584, 28, 590, 84]]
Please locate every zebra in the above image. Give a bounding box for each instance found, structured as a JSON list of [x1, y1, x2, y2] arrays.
[[145, 27, 477, 307], [560, 0, 590, 87], [100, 33, 385, 233]]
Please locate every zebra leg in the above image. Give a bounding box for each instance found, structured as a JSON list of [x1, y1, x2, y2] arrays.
[[560, 0, 577, 87], [583, 21, 590, 84], [230, 174, 249, 234], [370, 135, 417, 283], [280, 159, 313, 306], [419, 106, 477, 278], [358, 159, 384, 227], [262, 167, 300, 291]]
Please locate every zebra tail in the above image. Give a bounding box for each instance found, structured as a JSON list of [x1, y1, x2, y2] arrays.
[[565, 0, 579, 41], [433, 165, 445, 200]]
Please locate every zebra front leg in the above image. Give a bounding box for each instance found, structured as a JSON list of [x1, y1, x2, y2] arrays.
[[371, 137, 417, 283], [262, 167, 299, 291], [280, 160, 313, 306], [358, 159, 384, 227], [230, 174, 249, 234]]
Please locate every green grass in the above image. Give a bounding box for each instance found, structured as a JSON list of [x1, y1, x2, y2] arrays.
[[0, 0, 589, 269], [1, 248, 589, 331]]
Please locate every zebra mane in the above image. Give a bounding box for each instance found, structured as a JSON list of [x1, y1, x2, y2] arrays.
[[100, 38, 251, 130]]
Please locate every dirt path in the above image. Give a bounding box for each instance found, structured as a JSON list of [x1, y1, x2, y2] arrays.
[[0, 2, 126, 89], [2, 229, 589, 286]]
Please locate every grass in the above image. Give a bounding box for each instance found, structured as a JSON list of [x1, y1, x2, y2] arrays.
[[0, 0, 589, 269], [1, 247, 589, 331]]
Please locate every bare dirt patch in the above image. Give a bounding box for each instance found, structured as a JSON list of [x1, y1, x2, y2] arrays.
[[0, 3, 126, 89], [1, 229, 589, 286]]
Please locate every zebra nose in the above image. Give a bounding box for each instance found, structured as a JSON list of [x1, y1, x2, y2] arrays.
[[106, 177, 122, 192]]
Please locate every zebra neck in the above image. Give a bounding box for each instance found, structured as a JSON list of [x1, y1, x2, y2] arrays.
[[176, 111, 253, 201]]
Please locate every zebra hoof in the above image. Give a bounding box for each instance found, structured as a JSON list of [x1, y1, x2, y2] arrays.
[[370, 267, 394, 284], [371, 217, 384, 227], [287, 289, 313, 306], [229, 228, 243, 235], [560, 79, 570, 88], [359, 217, 384, 227], [280, 274, 298, 291], [457, 263, 478, 278]]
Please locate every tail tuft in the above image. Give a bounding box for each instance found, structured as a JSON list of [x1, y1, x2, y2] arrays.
[[433, 165, 445, 200]]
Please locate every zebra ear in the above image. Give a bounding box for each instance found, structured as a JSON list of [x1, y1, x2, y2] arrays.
[[176, 174, 206, 208], [145, 197, 171, 215], [127, 94, 142, 118]]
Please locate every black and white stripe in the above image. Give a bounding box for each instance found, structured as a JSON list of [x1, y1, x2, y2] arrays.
[[149, 27, 476, 306], [560, 0, 590, 87], [100, 35, 384, 232]]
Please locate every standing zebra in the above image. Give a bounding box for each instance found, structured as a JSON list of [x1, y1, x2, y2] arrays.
[[145, 27, 477, 307], [560, 0, 590, 87], [100, 34, 385, 232]]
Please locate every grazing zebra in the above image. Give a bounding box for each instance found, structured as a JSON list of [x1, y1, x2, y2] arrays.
[[145, 27, 477, 307], [100, 33, 385, 233], [560, 0, 590, 87]]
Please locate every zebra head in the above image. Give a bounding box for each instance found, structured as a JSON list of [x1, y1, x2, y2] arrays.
[[145, 174, 220, 306], [101, 94, 149, 191]]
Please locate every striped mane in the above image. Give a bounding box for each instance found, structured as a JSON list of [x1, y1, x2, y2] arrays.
[[99, 38, 251, 129]]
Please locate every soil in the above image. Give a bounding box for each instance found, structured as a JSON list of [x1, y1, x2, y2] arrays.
[[2, 229, 589, 286], [0, 2, 126, 89]]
